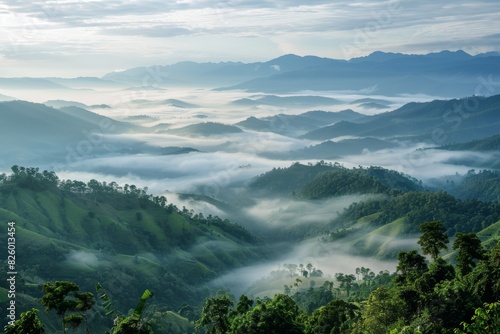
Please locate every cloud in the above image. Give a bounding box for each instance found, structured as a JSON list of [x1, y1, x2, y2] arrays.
[[52, 150, 293, 196], [67, 250, 99, 266], [209, 237, 397, 296], [243, 195, 379, 229], [1, 0, 499, 76]]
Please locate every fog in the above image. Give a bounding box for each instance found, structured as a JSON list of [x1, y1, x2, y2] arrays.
[[244, 195, 380, 229], [66, 250, 99, 267], [209, 237, 397, 296], [3, 83, 490, 298]]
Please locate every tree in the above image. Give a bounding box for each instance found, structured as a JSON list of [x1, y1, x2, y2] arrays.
[[304, 300, 359, 334], [40, 281, 95, 333], [97, 284, 154, 334], [357, 287, 400, 333], [455, 301, 500, 333], [335, 273, 356, 297], [235, 295, 253, 315], [395, 250, 428, 284], [418, 221, 449, 261], [136, 212, 143, 221], [195, 294, 233, 334], [414, 257, 455, 298], [229, 294, 303, 334], [4, 308, 45, 334], [452, 233, 484, 276], [110, 290, 154, 334], [468, 241, 500, 303]]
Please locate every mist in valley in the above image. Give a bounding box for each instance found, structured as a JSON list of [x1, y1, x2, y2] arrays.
[[2, 62, 500, 300]]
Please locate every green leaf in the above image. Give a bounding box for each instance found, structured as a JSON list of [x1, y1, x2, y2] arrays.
[[133, 289, 154, 319]]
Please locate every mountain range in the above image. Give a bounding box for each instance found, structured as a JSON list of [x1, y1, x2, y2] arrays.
[[2, 92, 500, 168], [0, 50, 499, 97], [106, 50, 500, 96], [300, 94, 500, 144]]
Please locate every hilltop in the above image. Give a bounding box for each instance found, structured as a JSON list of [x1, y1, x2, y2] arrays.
[[0, 167, 263, 332]]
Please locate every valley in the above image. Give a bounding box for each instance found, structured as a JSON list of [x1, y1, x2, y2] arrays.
[[1, 50, 500, 333]]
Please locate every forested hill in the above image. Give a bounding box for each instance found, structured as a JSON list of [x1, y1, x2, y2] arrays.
[[437, 133, 500, 152], [442, 169, 500, 203], [0, 166, 262, 332], [249, 162, 423, 197], [247, 162, 500, 259]]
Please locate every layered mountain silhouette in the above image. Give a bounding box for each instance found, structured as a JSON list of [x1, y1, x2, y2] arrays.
[[235, 109, 363, 137], [300, 94, 500, 144], [102, 50, 500, 97], [0, 101, 198, 165], [1, 50, 498, 97], [164, 122, 243, 137]]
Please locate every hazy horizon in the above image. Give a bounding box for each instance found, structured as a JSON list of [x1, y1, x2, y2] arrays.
[[1, 1, 499, 77]]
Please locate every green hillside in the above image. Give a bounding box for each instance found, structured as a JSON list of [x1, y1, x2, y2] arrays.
[[324, 190, 500, 259], [446, 170, 500, 202], [250, 162, 422, 197], [251, 163, 500, 259], [0, 167, 262, 332]]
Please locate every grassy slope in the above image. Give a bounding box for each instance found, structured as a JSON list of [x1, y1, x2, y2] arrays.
[[0, 184, 261, 332]]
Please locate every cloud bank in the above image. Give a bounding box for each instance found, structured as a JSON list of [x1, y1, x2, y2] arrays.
[[1, 0, 499, 76]]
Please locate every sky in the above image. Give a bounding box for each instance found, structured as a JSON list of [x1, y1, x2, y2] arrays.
[[1, 0, 500, 77]]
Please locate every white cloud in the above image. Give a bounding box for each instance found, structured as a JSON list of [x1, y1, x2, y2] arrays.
[[0, 0, 499, 76]]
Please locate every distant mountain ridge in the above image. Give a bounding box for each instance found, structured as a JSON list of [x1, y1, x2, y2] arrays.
[[0, 101, 199, 166], [300, 94, 500, 144], [164, 122, 243, 137], [101, 50, 500, 97], [235, 109, 363, 137], [0, 50, 498, 97]]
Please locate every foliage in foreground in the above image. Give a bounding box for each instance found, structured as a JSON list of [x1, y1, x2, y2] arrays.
[[195, 223, 500, 334]]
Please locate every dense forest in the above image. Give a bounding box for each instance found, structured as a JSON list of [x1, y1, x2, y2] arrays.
[[194, 226, 500, 333], [0, 166, 262, 333], [2, 165, 500, 333], [5, 221, 500, 333]]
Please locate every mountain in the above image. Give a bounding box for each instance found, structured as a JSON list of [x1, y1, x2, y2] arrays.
[[165, 122, 244, 137], [164, 98, 200, 108], [231, 95, 342, 108], [437, 133, 500, 151], [235, 109, 363, 137], [102, 54, 342, 87], [0, 92, 16, 101], [0, 76, 122, 91], [2, 51, 497, 97], [0, 101, 144, 165], [44, 99, 91, 109], [159, 146, 200, 155], [243, 164, 498, 257], [441, 170, 500, 203], [249, 163, 338, 196], [249, 163, 421, 197], [0, 169, 262, 331], [335, 190, 500, 256], [351, 98, 391, 104], [301, 94, 500, 143], [218, 51, 500, 96], [282, 137, 398, 159], [0, 78, 70, 90], [123, 98, 200, 108], [46, 76, 126, 89], [101, 51, 500, 97], [44, 100, 112, 109], [358, 102, 390, 109]]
